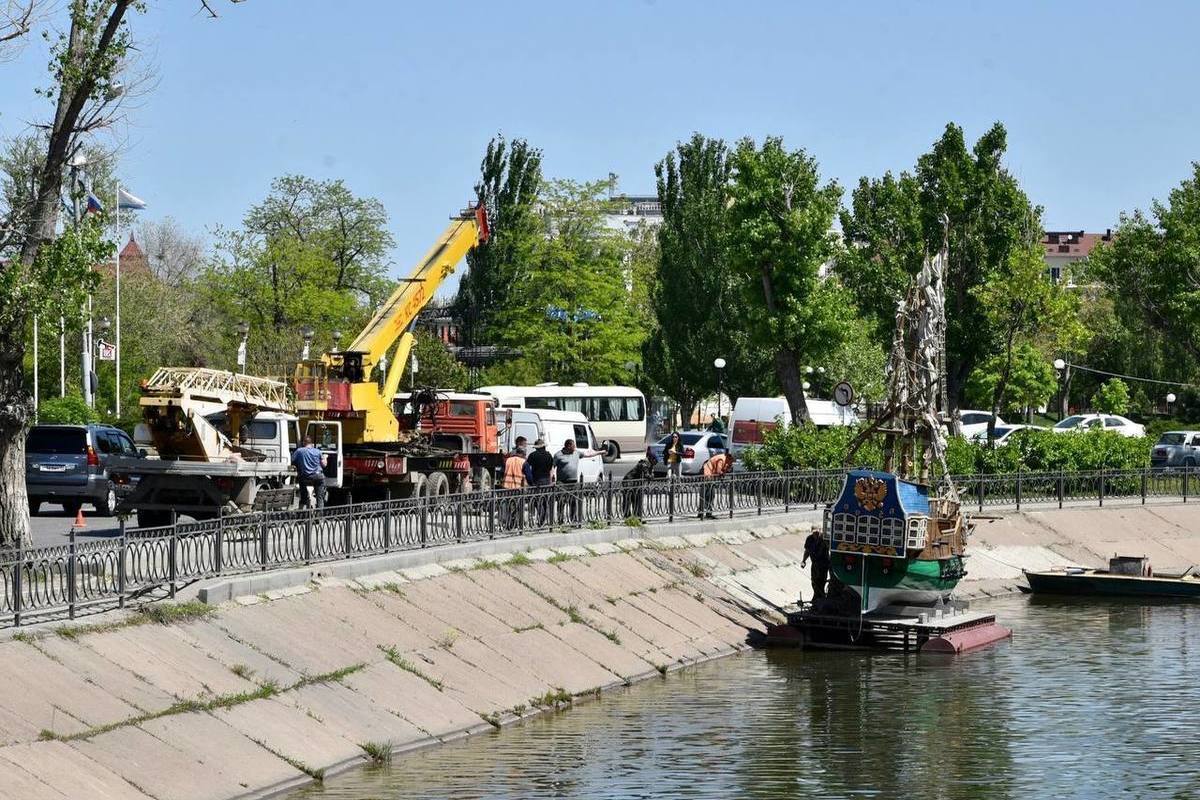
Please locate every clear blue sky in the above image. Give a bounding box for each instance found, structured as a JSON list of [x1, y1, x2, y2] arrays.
[[3, 1, 1197, 294]]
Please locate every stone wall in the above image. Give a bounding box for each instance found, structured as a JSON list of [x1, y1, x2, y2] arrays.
[[0, 502, 1195, 800]]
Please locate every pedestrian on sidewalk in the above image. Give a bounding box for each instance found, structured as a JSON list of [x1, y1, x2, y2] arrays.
[[698, 450, 733, 519], [502, 445, 527, 528], [553, 437, 601, 523], [526, 438, 555, 525], [801, 525, 831, 601], [291, 436, 328, 509], [664, 431, 684, 481]]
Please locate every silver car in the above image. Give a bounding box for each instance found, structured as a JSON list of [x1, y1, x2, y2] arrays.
[[651, 432, 728, 477], [1151, 431, 1200, 470], [25, 424, 138, 516]]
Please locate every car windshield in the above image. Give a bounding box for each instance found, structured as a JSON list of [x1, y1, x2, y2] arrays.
[[26, 427, 87, 454], [1159, 433, 1187, 445], [1054, 416, 1087, 429], [657, 434, 703, 445]]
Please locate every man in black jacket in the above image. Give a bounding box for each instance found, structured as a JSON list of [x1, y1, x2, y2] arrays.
[[801, 526, 831, 600], [526, 439, 555, 524]]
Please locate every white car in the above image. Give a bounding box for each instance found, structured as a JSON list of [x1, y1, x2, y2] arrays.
[[948, 410, 1005, 439], [1051, 413, 1145, 438], [969, 424, 1046, 446]]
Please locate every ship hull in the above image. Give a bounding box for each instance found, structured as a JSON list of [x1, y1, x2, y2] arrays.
[[831, 553, 964, 613]]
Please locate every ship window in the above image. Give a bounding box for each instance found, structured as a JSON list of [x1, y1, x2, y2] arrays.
[[881, 517, 905, 548], [858, 515, 880, 545], [833, 513, 855, 544], [906, 517, 928, 550]]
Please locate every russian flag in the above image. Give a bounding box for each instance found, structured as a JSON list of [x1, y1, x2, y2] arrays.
[[85, 192, 103, 215]]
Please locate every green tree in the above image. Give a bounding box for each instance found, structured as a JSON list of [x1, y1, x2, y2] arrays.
[[37, 395, 99, 425], [836, 171, 924, 338], [647, 134, 736, 422], [973, 243, 1081, 437], [1092, 378, 1131, 415], [825, 314, 889, 405], [488, 179, 644, 385], [454, 135, 543, 348], [1087, 163, 1200, 363], [728, 136, 843, 424], [840, 123, 1043, 411], [406, 331, 468, 391], [965, 344, 1057, 420], [200, 175, 394, 376]]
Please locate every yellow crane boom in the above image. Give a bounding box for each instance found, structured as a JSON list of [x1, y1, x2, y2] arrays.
[[294, 204, 489, 443]]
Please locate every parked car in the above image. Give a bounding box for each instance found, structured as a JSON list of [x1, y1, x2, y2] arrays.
[[728, 396, 858, 457], [1051, 413, 1145, 438], [1151, 431, 1200, 470], [651, 431, 727, 477], [948, 410, 1006, 439], [969, 424, 1047, 446], [25, 423, 138, 516]]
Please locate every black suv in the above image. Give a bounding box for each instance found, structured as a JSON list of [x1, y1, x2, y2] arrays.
[[25, 424, 137, 516]]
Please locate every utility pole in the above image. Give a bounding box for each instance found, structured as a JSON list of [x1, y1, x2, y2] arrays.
[[69, 157, 94, 408]]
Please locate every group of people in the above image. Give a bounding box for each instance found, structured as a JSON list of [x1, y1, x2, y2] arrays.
[[500, 435, 602, 525]]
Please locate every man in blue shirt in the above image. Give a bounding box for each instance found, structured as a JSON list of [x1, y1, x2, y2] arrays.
[[291, 436, 328, 509]]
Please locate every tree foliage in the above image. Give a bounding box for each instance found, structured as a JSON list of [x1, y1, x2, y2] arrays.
[[408, 331, 468, 392], [37, 394, 99, 425], [200, 175, 393, 376], [728, 136, 843, 424], [965, 344, 1057, 418], [1087, 163, 1200, 363], [483, 179, 643, 385], [646, 134, 737, 421], [1092, 378, 1131, 415], [455, 135, 543, 349]]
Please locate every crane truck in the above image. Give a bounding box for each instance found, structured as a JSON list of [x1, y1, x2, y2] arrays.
[[294, 205, 503, 500], [111, 367, 301, 527]]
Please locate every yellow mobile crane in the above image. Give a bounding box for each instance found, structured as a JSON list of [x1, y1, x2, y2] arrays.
[[294, 204, 493, 498]]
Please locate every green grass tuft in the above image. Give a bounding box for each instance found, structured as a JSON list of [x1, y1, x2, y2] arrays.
[[140, 601, 215, 625], [624, 516, 645, 527], [513, 622, 544, 633], [547, 551, 573, 564], [359, 740, 393, 766], [564, 605, 585, 624], [532, 687, 572, 707], [685, 562, 711, 579], [507, 552, 532, 567], [380, 645, 444, 691]]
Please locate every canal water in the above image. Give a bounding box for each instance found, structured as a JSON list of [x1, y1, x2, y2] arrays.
[[289, 595, 1200, 799]]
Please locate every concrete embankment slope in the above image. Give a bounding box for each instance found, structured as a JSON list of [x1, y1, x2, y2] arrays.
[[0, 502, 1194, 800]]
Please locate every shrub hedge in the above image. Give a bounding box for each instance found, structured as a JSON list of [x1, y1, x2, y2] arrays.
[[740, 424, 1151, 475]]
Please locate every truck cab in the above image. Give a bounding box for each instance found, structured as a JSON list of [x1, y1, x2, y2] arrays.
[[394, 392, 499, 454]]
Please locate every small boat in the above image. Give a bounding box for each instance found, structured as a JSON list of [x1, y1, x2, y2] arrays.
[[1023, 556, 1200, 599]]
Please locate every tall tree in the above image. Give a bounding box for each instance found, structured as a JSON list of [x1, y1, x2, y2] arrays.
[[973, 243, 1081, 439], [836, 171, 924, 338], [647, 133, 737, 423], [201, 175, 393, 375], [728, 136, 843, 424], [1088, 163, 1200, 363], [840, 123, 1042, 411], [454, 135, 543, 348], [486, 179, 643, 385], [0, 0, 140, 548]]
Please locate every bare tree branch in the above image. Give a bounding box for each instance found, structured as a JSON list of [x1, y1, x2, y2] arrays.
[[0, 0, 37, 43], [198, 0, 245, 19]]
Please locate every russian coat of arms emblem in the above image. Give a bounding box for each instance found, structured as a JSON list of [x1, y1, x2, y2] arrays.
[[854, 476, 888, 511]]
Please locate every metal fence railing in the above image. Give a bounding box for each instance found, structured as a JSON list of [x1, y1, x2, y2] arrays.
[[1, 466, 1194, 628]]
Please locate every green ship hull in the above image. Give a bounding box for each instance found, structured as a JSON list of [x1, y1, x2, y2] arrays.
[[831, 553, 965, 611]]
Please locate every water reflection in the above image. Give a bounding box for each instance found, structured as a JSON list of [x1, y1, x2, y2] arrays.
[[290, 596, 1200, 800]]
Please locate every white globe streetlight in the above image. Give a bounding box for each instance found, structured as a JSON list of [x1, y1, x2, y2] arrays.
[[1167, 392, 1177, 404], [1053, 358, 1066, 370]]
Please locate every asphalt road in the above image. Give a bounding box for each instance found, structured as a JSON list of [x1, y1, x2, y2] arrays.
[[28, 456, 646, 550]]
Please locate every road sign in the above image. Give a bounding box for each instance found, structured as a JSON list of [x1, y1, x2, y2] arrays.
[[834, 381, 854, 407], [97, 340, 117, 361]]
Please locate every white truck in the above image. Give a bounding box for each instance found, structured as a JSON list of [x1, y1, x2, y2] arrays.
[[111, 368, 302, 527]]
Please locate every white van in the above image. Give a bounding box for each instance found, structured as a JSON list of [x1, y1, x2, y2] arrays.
[[498, 408, 604, 483], [729, 396, 858, 455]]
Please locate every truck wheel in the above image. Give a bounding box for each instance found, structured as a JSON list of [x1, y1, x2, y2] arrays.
[[475, 468, 493, 494], [603, 441, 620, 463], [136, 509, 172, 529], [426, 471, 450, 498], [94, 480, 117, 517], [404, 473, 427, 500]]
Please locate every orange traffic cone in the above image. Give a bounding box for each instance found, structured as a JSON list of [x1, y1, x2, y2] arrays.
[[72, 507, 86, 529]]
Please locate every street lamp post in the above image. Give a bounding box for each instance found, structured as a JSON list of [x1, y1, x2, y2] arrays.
[[1053, 359, 1067, 420], [236, 321, 250, 374], [713, 357, 726, 425], [94, 317, 111, 412], [1167, 392, 1177, 416]]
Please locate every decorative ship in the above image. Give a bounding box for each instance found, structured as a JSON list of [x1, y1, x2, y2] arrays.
[[760, 228, 1011, 653]]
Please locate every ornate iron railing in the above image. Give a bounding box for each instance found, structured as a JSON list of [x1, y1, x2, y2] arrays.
[[1, 465, 1194, 627]]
